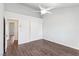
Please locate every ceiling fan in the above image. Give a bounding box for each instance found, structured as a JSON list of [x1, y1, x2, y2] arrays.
[[32, 5, 55, 16]]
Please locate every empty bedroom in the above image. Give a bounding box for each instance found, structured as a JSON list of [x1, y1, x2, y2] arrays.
[[0, 3, 79, 56]]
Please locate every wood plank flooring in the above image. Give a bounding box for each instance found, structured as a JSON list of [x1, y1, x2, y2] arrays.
[[5, 39, 79, 56]]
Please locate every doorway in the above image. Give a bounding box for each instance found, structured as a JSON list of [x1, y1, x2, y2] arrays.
[[5, 19, 18, 53]]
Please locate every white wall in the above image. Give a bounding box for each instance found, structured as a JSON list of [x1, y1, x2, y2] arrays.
[[5, 11, 43, 46], [43, 6, 79, 49], [31, 18, 43, 41], [0, 3, 4, 55]]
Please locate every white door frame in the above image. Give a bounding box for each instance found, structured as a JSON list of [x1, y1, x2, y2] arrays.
[[5, 19, 18, 51]]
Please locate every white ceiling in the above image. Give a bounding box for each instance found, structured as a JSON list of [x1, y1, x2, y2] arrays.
[[22, 3, 79, 10]]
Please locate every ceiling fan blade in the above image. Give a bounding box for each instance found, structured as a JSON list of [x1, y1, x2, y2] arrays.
[[46, 7, 55, 10], [32, 11, 40, 13], [39, 5, 44, 10]]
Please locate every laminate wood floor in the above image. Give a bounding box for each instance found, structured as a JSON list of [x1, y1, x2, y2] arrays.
[[5, 39, 79, 56]]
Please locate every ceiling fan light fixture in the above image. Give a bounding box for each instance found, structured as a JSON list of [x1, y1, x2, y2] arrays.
[[32, 4, 54, 15]]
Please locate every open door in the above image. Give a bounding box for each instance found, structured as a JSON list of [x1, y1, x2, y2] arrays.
[[5, 19, 18, 52]]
